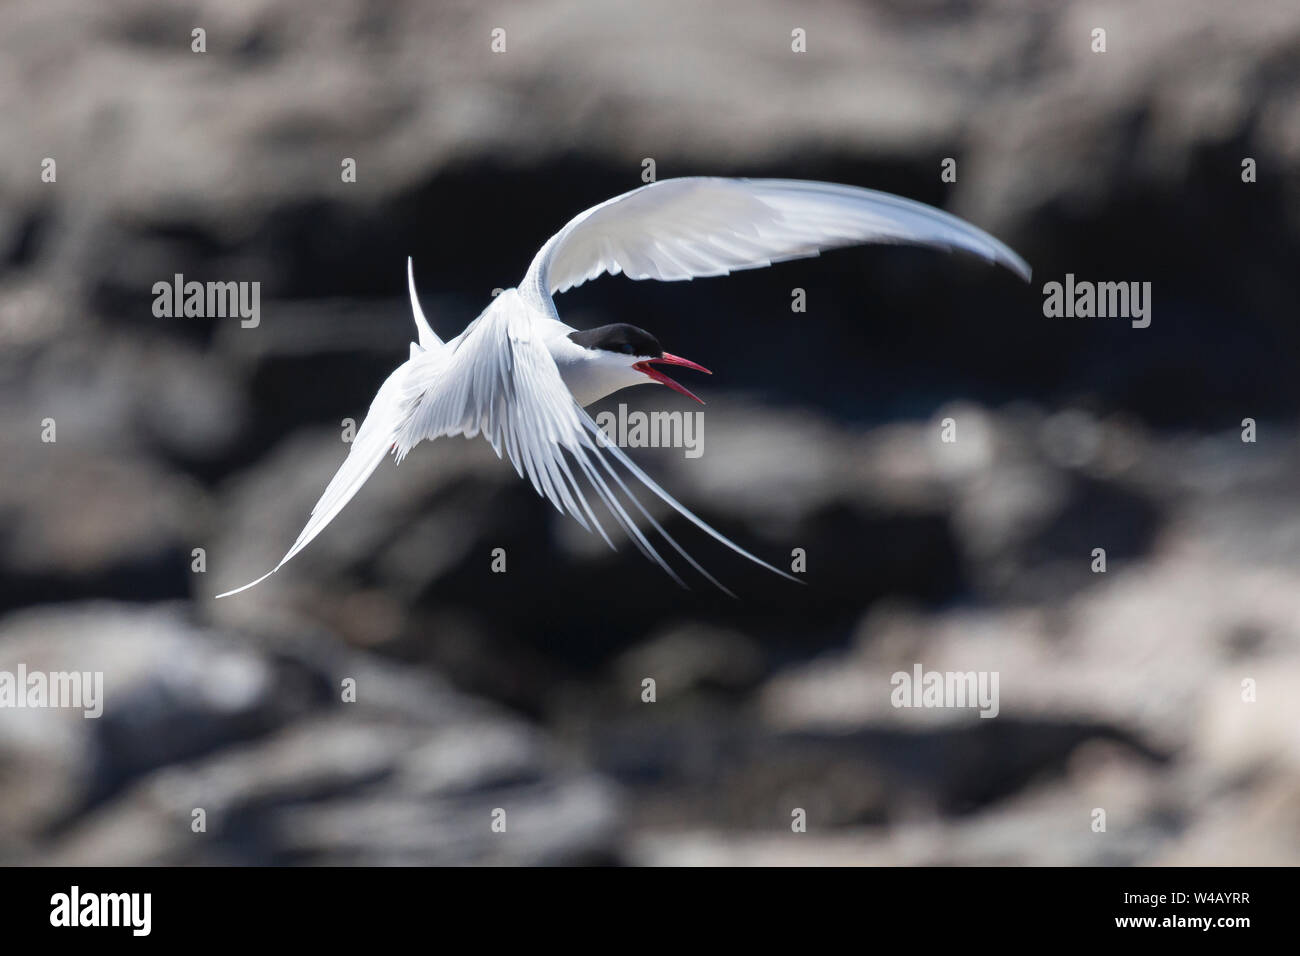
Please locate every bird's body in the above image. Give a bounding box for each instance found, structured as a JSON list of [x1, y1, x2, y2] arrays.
[[217, 177, 1030, 599]]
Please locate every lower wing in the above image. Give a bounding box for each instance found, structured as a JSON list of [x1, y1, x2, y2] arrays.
[[214, 358, 418, 598]]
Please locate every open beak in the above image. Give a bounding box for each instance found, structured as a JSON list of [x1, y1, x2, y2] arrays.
[[633, 352, 712, 405]]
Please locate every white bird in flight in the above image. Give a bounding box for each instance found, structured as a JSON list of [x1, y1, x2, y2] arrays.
[[217, 177, 1030, 599]]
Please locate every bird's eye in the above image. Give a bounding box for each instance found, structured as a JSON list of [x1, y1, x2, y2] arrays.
[[620, 344, 635, 354]]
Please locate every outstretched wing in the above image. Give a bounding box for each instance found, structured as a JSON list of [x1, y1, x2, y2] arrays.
[[521, 177, 1029, 306], [214, 358, 417, 599], [393, 289, 795, 596], [217, 259, 443, 599]]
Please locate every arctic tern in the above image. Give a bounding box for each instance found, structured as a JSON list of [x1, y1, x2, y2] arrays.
[[217, 177, 1030, 598]]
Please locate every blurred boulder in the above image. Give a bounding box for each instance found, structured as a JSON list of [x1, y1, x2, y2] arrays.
[[0, 603, 622, 865]]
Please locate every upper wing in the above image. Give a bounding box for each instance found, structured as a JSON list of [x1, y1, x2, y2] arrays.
[[521, 177, 1030, 305], [394, 290, 796, 596]]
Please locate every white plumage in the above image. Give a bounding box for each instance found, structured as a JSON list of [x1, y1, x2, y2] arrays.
[[217, 177, 1029, 598]]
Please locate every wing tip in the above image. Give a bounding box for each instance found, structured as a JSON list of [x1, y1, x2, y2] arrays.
[[1003, 252, 1033, 283], [214, 567, 278, 599]]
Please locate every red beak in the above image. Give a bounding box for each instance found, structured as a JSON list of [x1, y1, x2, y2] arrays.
[[633, 352, 712, 404]]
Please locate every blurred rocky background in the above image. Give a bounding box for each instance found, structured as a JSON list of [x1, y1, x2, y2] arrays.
[[2, 0, 1299, 864]]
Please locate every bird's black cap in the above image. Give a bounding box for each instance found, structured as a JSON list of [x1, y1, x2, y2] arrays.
[[568, 323, 664, 358]]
